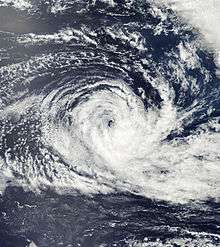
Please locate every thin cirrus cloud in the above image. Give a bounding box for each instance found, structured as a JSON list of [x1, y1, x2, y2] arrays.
[[157, 0, 220, 70]]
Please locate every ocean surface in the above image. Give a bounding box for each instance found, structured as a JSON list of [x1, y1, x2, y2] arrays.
[[0, 0, 219, 246]]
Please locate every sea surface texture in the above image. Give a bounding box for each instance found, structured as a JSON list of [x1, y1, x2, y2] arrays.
[[0, 0, 219, 246]]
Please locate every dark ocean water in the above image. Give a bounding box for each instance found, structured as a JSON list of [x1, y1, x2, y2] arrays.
[[0, 1, 219, 246]]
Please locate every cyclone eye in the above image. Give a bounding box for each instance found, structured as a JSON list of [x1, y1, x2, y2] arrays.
[[108, 119, 114, 128]]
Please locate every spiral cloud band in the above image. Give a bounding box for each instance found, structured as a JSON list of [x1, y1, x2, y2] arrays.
[[0, 0, 219, 205]]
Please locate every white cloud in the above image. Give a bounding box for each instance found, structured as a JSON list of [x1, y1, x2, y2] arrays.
[[156, 0, 220, 67]]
